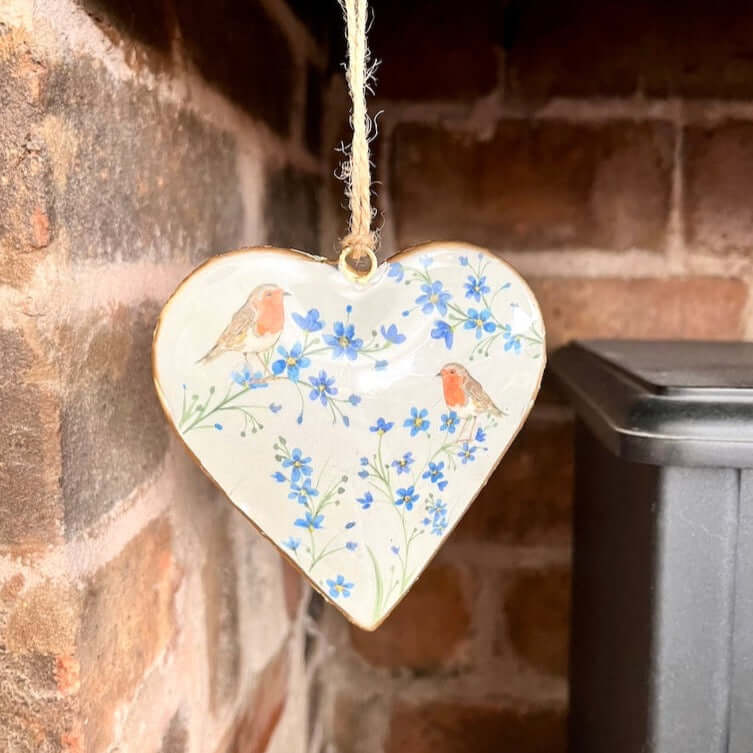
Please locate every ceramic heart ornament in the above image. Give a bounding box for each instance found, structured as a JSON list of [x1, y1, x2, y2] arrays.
[[152, 242, 545, 629]]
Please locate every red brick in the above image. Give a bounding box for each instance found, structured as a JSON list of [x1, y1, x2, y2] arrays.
[[5, 581, 79, 656], [531, 277, 747, 349], [349, 562, 470, 671], [0, 328, 62, 554], [501, 567, 571, 678], [685, 122, 753, 255], [30, 207, 51, 248], [60, 302, 169, 537], [224, 642, 290, 753], [55, 654, 80, 696], [203, 507, 241, 713], [78, 516, 181, 753], [505, 0, 753, 99], [0, 651, 79, 753], [391, 122, 673, 252], [387, 701, 566, 753], [0, 574, 25, 603], [0, 30, 53, 288], [372, 0, 498, 100], [456, 418, 572, 545]]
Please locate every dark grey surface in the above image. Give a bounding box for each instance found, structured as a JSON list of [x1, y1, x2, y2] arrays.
[[568, 424, 658, 753], [554, 341, 753, 753], [730, 470, 753, 753], [650, 465, 738, 751], [569, 422, 743, 753], [582, 339, 753, 391], [550, 340, 753, 468]]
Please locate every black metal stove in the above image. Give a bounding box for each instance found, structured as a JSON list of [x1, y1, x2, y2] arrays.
[[551, 339, 753, 753]]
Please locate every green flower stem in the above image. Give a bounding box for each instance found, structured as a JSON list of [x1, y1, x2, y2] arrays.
[[314, 457, 330, 489], [180, 388, 188, 424], [367, 545, 385, 621], [292, 381, 305, 421], [298, 379, 356, 426], [416, 423, 485, 486], [360, 338, 392, 354], [364, 457, 393, 502], [470, 331, 502, 359], [307, 528, 317, 565], [183, 384, 250, 432], [384, 577, 399, 602], [521, 324, 544, 345], [323, 395, 338, 424], [447, 302, 468, 319], [374, 434, 394, 501], [310, 533, 343, 570], [312, 479, 341, 519], [488, 286, 506, 308], [408, 268, 432, 286], [183, 366, 310, 434], [398, 511, 410, 590]]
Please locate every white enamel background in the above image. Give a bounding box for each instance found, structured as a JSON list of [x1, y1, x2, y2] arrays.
[[153, 242, 546, 629]]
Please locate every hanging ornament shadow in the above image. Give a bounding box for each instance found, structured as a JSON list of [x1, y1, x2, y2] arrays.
[[152, 242, 545, 629]]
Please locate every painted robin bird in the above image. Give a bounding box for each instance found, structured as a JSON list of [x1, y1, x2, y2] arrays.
[[198, 283, 289, 364], [437, 362, 504, 436]]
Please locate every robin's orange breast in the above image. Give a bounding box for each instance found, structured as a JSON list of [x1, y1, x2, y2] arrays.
[[256, 301, 284, 335], [442, 374, 467, 408]]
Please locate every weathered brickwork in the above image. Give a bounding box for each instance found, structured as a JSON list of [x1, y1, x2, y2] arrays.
[[0, 0, 322, 750], [46, 57, 245, 264], [60, 302, 170, 537], [685, 122, 753, 256], [5, 0, 753, 750], [392, 121, 674, 253]]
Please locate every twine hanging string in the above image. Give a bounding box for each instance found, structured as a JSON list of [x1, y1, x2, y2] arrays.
[[338, 0, 378, 281]]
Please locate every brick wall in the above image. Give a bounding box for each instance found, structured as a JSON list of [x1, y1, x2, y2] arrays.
[[6, 0, 753, 751], [313, 2, 753, 752], [0, 0, 326, 750]]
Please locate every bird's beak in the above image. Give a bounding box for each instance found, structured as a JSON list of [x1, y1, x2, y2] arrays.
[[435, 371, 442, 377], [283, 291, 291, 297]]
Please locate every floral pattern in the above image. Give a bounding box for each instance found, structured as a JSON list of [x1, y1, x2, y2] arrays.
[[178, 303, 398, 434], [349, 403, 496, 620], [154, 243, 546, 629], [270, 401, 499, 621], [272, 436, 355, 574], [394, 252, 544, 359]]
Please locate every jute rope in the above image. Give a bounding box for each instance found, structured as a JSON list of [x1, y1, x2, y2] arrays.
[[338, 0, 377, 278]]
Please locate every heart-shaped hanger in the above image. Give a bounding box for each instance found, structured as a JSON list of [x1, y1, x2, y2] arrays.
[[152, 241, 545, 629]]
